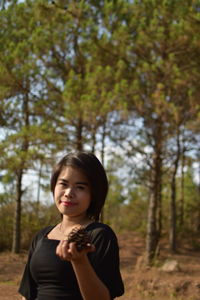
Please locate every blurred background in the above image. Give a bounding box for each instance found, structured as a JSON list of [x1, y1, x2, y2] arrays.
[[0, 0, 200, 268]]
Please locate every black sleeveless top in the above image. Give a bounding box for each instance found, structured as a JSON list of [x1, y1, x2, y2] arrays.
[[18, 222, 124, 300]]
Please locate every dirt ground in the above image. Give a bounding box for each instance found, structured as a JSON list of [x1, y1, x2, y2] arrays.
[[119, 232, 200, 300], [0, 232, 200, 300]]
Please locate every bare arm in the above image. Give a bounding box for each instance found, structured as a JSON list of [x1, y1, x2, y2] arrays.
[[71, 251, 111, 300], [21, 297, 26, 300], [56, 241, 111, 300]]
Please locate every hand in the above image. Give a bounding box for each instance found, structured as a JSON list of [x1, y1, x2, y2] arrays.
[[56, 240, 95, 263]]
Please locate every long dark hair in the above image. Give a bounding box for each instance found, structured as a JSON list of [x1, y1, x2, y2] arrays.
[[50, 151, 108, 221]]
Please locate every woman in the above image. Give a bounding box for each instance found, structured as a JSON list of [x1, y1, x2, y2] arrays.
[[19, 151, 124, 300]]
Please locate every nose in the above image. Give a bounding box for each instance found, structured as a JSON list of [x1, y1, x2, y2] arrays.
[[64, 187, 74, 198]]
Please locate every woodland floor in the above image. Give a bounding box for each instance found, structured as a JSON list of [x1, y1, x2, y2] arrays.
[[0, 231, 200, 300]]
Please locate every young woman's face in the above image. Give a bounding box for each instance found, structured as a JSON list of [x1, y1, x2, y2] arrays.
[[54, 166, 91, 219]]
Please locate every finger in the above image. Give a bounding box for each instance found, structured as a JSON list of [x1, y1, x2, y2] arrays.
[[61, 240, 69, 260], [56, 240, 68, 259], [68, 242, 78, 254]]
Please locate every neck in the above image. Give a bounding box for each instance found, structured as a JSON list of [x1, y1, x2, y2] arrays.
[[61, 215, 91, 229]]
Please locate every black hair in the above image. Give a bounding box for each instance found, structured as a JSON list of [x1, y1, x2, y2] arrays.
[[50, 151, 108, 221]]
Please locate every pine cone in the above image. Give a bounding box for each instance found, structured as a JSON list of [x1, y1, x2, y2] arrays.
[[67, 227, 91, 251]]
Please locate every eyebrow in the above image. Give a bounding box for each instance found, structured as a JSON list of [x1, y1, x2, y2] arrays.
[[58, 179, 89, 185]]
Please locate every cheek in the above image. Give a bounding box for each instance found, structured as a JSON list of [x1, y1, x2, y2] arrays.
[[54, 187, 62, 199], [80, 191, 90, 202], [87, 193, 92, 205]]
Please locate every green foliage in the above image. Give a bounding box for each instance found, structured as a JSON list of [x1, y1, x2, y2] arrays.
[[0, 200, 60, 250], [0, 202, 14, 250], [21, 201, 59, 249], [104, 173, 126, 230], [180, 167, 200, 232], [118, 188, 149, 235]]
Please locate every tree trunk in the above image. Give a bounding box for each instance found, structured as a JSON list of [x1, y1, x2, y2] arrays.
[[12, 92, 30, 253], [101, 121, 106, 167], [91, 125, 97, 154], [76, 115, 83, 151], [196, 157, 200, 232], [12, 170, 23, 253], [179, 152, 185, 227], [36, 164, 43, 215], [169, 130, 181, 253], [157, 180, 162, 238], [146, 121, 163, 264], [170, 170, 177, 252], [99, 120, 107, 222], [146, 192, 158, 264], [1, 0, 6, 10], [146, 167, 162, 263]]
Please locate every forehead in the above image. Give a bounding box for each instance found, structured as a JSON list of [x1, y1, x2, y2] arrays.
[[58, 166, 89, 182]]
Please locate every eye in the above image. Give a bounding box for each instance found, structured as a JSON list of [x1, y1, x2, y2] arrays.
[[76, 185, 85, 190], [59, 181, 68, 187]]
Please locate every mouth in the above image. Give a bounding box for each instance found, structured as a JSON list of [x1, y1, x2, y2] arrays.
[[60, 201, 77, 207]]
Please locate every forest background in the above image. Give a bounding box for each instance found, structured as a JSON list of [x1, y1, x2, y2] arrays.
[[0, 0, 200, 267]]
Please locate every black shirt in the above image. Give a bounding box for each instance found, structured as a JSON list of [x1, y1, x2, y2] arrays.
[[18, 222, 124, 300]]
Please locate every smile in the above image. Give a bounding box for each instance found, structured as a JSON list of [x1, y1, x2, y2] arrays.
[[60, 201, 77, 207]]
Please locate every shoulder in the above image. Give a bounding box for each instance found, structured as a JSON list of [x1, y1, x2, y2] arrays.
[[87, 222, 118, 244], [87, 222, 115, 233], [34, 225, 55, 238], [87, 223, 120, 266], [31, 225, 55, 247]]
